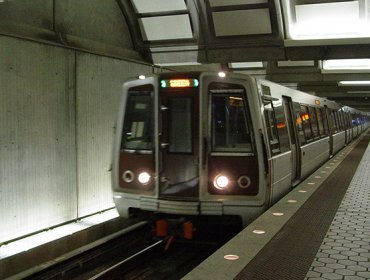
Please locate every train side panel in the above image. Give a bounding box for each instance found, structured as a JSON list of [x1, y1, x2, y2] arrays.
[[112, 72, 369, 227]]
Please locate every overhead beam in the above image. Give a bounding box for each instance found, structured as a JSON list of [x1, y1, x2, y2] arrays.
[[286, 44, 370, 61]]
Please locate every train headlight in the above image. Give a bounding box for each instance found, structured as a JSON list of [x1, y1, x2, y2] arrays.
[[138, 172, 151, 185], [213, 174, 229, 190], [218, 71, 226, 78]]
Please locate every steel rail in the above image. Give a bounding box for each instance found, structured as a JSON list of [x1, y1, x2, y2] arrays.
[[88, 239, 164, 280]]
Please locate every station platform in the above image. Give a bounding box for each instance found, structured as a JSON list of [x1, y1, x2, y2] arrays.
[[184, 133, 370, 280], [0, 209, 145, 279]]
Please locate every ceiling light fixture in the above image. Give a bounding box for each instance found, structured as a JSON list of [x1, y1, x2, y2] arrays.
[[323, 59, 370, 70], [338, 81, 370, 86]]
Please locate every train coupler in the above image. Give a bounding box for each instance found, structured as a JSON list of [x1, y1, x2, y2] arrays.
[[155, 219, 196, 241]]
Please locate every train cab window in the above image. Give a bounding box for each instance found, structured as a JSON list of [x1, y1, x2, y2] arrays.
[[272, 100, 290, 153], [169, 97, 192, 153], [263, 100, 280, 155], [121, 88, 153, 151], [211, 88, 253, 153], [300, 105, 313, 143], [308, 107, 320, 139]]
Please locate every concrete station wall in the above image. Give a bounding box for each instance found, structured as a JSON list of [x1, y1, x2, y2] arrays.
[[0, 0, 153, 243]]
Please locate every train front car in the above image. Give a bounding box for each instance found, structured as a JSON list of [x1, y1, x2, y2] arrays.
[[112, 72, 268, 226]]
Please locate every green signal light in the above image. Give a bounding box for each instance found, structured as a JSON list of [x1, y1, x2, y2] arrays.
[[194, 79, 199, 87], [161, 80, 167, 88]]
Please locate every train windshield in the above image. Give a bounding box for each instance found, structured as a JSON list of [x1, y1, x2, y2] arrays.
[[211, 87, 253, 152], [121, 89, 153, 151]]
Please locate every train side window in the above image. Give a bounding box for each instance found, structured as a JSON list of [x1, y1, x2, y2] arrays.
[[121, 88, 153, 151], [351, 113, 355, 126], [337, 112, 342, 130], [263, 100, 280, 155], [342, 111, 347, 129], [331, 110, 339, 133], [322, 108, 329, 136], [211, 89, 253, 153], [339, 110, 345, 130], [316, 108, 325, 137], [352, 114, 359, 126], [308, 107, 320, 139], [293, 102, 306, 145], [342, 110, 349, 129], [300, 105, 313, 142], [272, 100, 290, 153]]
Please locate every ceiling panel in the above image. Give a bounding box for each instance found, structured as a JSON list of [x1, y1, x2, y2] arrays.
[[212, 9, 271, 36], [131, 0, 187, 14], [139, 15, 193, 41], [209, 0, 268, 7]]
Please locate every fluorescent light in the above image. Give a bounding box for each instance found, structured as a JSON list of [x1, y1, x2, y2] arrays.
[[156, 62, 201, 67], [347, 91, 370, 94], [338, 81, 370, 86], [229, 62, 264, 69], [278, 61, 315, 67], [323, 59, 370, 70], [289, 1, 369, 39]]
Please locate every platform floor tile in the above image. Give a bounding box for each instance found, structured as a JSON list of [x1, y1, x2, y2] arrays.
[[305, 144, 370, 280]]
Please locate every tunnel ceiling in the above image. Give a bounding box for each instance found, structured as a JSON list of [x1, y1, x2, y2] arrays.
[[117, 0, 370, 111], [0, 0, 369, 111]]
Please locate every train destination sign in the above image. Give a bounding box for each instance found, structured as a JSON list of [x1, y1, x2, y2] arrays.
[[160, 79, 199, 88]]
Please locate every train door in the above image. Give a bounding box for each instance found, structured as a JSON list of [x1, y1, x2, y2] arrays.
[[158, 85, 199, 200], [282, 96, 300, 183]]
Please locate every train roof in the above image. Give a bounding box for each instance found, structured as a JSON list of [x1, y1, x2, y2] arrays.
[[258, 79, 342, 110]]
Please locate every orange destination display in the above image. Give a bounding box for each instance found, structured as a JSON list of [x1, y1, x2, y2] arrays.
[[160, 78, 199, 88]]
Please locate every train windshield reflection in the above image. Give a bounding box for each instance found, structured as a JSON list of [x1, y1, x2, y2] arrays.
[[121, 91, 153, 151], [211, 89, 253, 153]]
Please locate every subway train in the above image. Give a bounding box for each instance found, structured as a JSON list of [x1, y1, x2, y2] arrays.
[[112, 71, 369, 228]]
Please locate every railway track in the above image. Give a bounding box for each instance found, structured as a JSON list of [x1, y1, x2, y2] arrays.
[[88, 238, 220, 280], [24, 219, 223, 280]]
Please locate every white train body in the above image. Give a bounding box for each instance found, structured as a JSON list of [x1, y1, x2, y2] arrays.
[[112, 72, 369, 226]]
